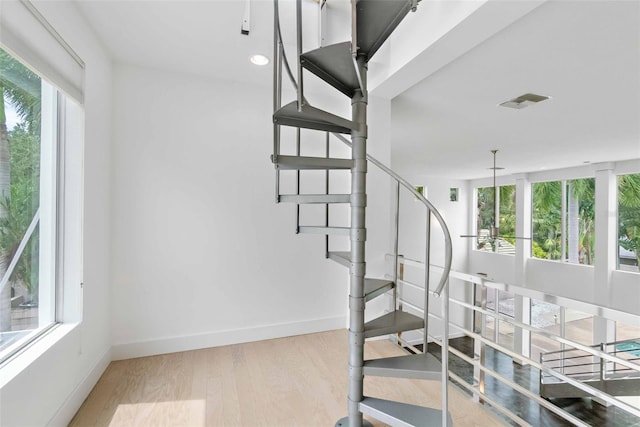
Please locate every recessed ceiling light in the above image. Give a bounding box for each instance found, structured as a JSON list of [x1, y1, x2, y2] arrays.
[[499, 93, 550, 109], [249, 54, 270, 66]]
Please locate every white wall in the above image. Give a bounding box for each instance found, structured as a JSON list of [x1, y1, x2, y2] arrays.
[[0, 1, 113, 426], [110, 64, 393, 359]]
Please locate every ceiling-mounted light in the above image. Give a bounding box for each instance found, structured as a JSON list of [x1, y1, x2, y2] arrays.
[[499, 93, 550, 109], [249, 54, 270, 66]]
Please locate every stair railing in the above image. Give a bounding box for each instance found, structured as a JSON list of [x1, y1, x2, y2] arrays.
[[540, 338, 640, 388], [272, 0, 453, 297], [331, 133, 453, 297], [333, 132, 453, 425], [272, 3, 453, 424], [272, 0, 453, 323], [272, 0, 307, 207]]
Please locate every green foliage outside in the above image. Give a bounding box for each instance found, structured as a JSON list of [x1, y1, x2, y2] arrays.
[[532, 181, 562, 260], [499, 185, 516, 239], [532, 241, 548, 259], [476, 185, 515, 252], [474, 175, 637, 268], [0, 47, 41, 303], [0, 124, 40, 296], [531, 179, 595, 263], [618, 173, 640, 268]]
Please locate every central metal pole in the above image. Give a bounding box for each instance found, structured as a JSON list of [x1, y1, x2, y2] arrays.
[[347, 55, 368, 427]]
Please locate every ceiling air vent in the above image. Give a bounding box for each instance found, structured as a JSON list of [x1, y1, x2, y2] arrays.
[[499, 93, 550, 109]]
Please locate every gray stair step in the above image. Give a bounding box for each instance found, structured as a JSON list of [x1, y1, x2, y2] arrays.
[[365, 278, 394, 302], [328, 251, 351, 267], [272, 155, 353, 170], [364, 353, 441, 380], [299, 226, 350, 236], [364, 310, 423, 339], [326, 254, 393, 300], [273, 101, 357, 134], [279, 194, 351, 204], [300, 42, 359, 98], [356, 0, 415, 61], [360, 397, 452, 427]]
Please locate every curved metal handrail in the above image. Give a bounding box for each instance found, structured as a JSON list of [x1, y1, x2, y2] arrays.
[[331, 133, 453, 296], [274, 0, 307, 105]]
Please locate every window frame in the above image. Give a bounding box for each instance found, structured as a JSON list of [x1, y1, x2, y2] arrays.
[[0, 55, 64, 366], [473, 184, 516, 255], [530, 178, 595, 265]]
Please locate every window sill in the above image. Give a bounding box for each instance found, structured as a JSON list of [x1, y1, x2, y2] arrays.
[[0, 322, 78, 389], [529, 258, 595, 268]]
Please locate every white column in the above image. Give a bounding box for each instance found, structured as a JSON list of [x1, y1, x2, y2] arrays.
[[513, 174, 531, 363], [592, 163, 617, 345]]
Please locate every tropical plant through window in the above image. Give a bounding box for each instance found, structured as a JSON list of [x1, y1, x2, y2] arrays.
[[476, 185, 516, 253], [0, 47, 51, 356], [531, 179, 595, 264], [618, 173, 640, 272]]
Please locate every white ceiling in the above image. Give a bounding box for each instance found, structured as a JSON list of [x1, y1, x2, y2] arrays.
[[74, 0, 315, 87], [75, 0, 640, 181], [391, 0, 640, 179]]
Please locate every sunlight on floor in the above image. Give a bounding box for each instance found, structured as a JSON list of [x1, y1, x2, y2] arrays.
[[110, 400, 206, 426]]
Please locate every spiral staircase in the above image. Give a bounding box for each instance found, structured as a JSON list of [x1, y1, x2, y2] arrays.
[[271, 1, 454, 426]]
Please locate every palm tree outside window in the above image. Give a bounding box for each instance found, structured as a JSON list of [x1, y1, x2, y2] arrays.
[[618, 173, 640, 272], [531, 179, 595, 264], [476, 185, 516, 254]]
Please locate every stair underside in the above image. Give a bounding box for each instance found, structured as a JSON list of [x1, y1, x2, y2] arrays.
[[356, 0, 415, 61], [360, 397, 452, 427], [272, 155, 353, 170], [301, 42, 359, 98], [279, 194, 351, 204], [273, 101, 356, 134], [364, 352, 441, 380], [364, 310, 423, 338], [328, 251, 351, 267], [364, 278, 394, 302]]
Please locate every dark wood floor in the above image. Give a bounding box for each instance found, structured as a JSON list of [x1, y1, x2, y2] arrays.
[[419, 337, 640, 427]]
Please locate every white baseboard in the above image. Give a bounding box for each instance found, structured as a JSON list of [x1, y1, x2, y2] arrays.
[[48, 347, 112, 427], [111, 315, 347, 361]]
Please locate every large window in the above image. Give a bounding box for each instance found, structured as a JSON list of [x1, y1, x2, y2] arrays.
[[617, 173, 640, 272], [0, 47, 60, 362], [531, 178, 595, 264], [476, 185, 516, 254]]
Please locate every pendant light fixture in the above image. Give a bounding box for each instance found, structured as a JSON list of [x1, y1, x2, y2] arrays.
[[461, 149, 502, 240], [461, 149, 530, 242]]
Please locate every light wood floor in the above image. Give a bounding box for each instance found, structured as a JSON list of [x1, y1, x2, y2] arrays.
[[70, 329, 506, 427]]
